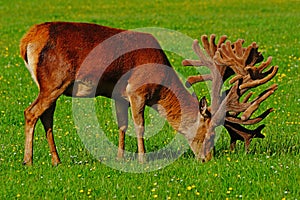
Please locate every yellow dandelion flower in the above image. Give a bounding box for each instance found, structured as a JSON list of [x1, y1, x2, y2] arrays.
[[79, 189, 84, 193], [153, 194, 158, 198], [187, 186, 192, 190]]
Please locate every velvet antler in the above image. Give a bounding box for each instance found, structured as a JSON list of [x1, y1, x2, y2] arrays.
[[183, 34, 278, 156]]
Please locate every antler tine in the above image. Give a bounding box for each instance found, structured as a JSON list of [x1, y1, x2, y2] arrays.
[[245, 42, 264, 66], [182, 39, 214, 68], [229, 74, 243, 84], [201, 34, 227, 58], [232, 39, 245, 57], [209, 34, 217, 57], [242, 91, 253, 104], [193, 39, 205, 60], [201, 35, 212, 57], [226, 108, 274, 125], [241, 57, 279, 90], [256, 56, 272, 72], [243, 42, 259, 65], [217, 35, 228, 49], [241, 84, 278, 120], [241, 66, 278, 90], [186, 74, 212, 87]]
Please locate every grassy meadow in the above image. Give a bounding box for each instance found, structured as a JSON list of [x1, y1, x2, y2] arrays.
[[0, 0, 299, 199]]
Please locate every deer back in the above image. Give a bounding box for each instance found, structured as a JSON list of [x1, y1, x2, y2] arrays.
[[20, 22, 179, 100]]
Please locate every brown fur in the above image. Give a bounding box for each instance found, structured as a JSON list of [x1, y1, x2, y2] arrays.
[[20, 22, 211, 165]]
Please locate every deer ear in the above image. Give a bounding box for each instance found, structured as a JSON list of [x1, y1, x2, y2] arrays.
[[199, 96, 211, 118]]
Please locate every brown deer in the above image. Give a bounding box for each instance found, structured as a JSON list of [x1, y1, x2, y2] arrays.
[[20, 22, 278, 166]]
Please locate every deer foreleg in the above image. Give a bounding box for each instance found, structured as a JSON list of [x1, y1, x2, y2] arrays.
[[128, 95, 146, 163], [115, 100, 129, 160]]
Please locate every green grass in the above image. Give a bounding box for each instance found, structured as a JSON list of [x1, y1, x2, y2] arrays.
[[1, 0, 299, 199]]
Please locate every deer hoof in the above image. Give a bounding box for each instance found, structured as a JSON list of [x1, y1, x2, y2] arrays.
[[23, 160, 33, 166]]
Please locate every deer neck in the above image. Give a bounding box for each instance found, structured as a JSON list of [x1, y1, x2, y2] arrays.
[[154, 84, 200, 138]]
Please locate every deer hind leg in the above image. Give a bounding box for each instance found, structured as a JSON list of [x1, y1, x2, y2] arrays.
[[23, 96, 54, 165], [40, 101, 61, 166], [23, 99, 40, 166], [127, 94, 146, 163], [23, 89, 65, 166], [115, 99, 129, 160]]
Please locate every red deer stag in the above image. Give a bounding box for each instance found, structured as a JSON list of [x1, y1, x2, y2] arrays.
[[20, 22, 277, 166]]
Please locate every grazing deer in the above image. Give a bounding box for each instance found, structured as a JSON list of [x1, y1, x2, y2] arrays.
[[20, 22, 278, 166]]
